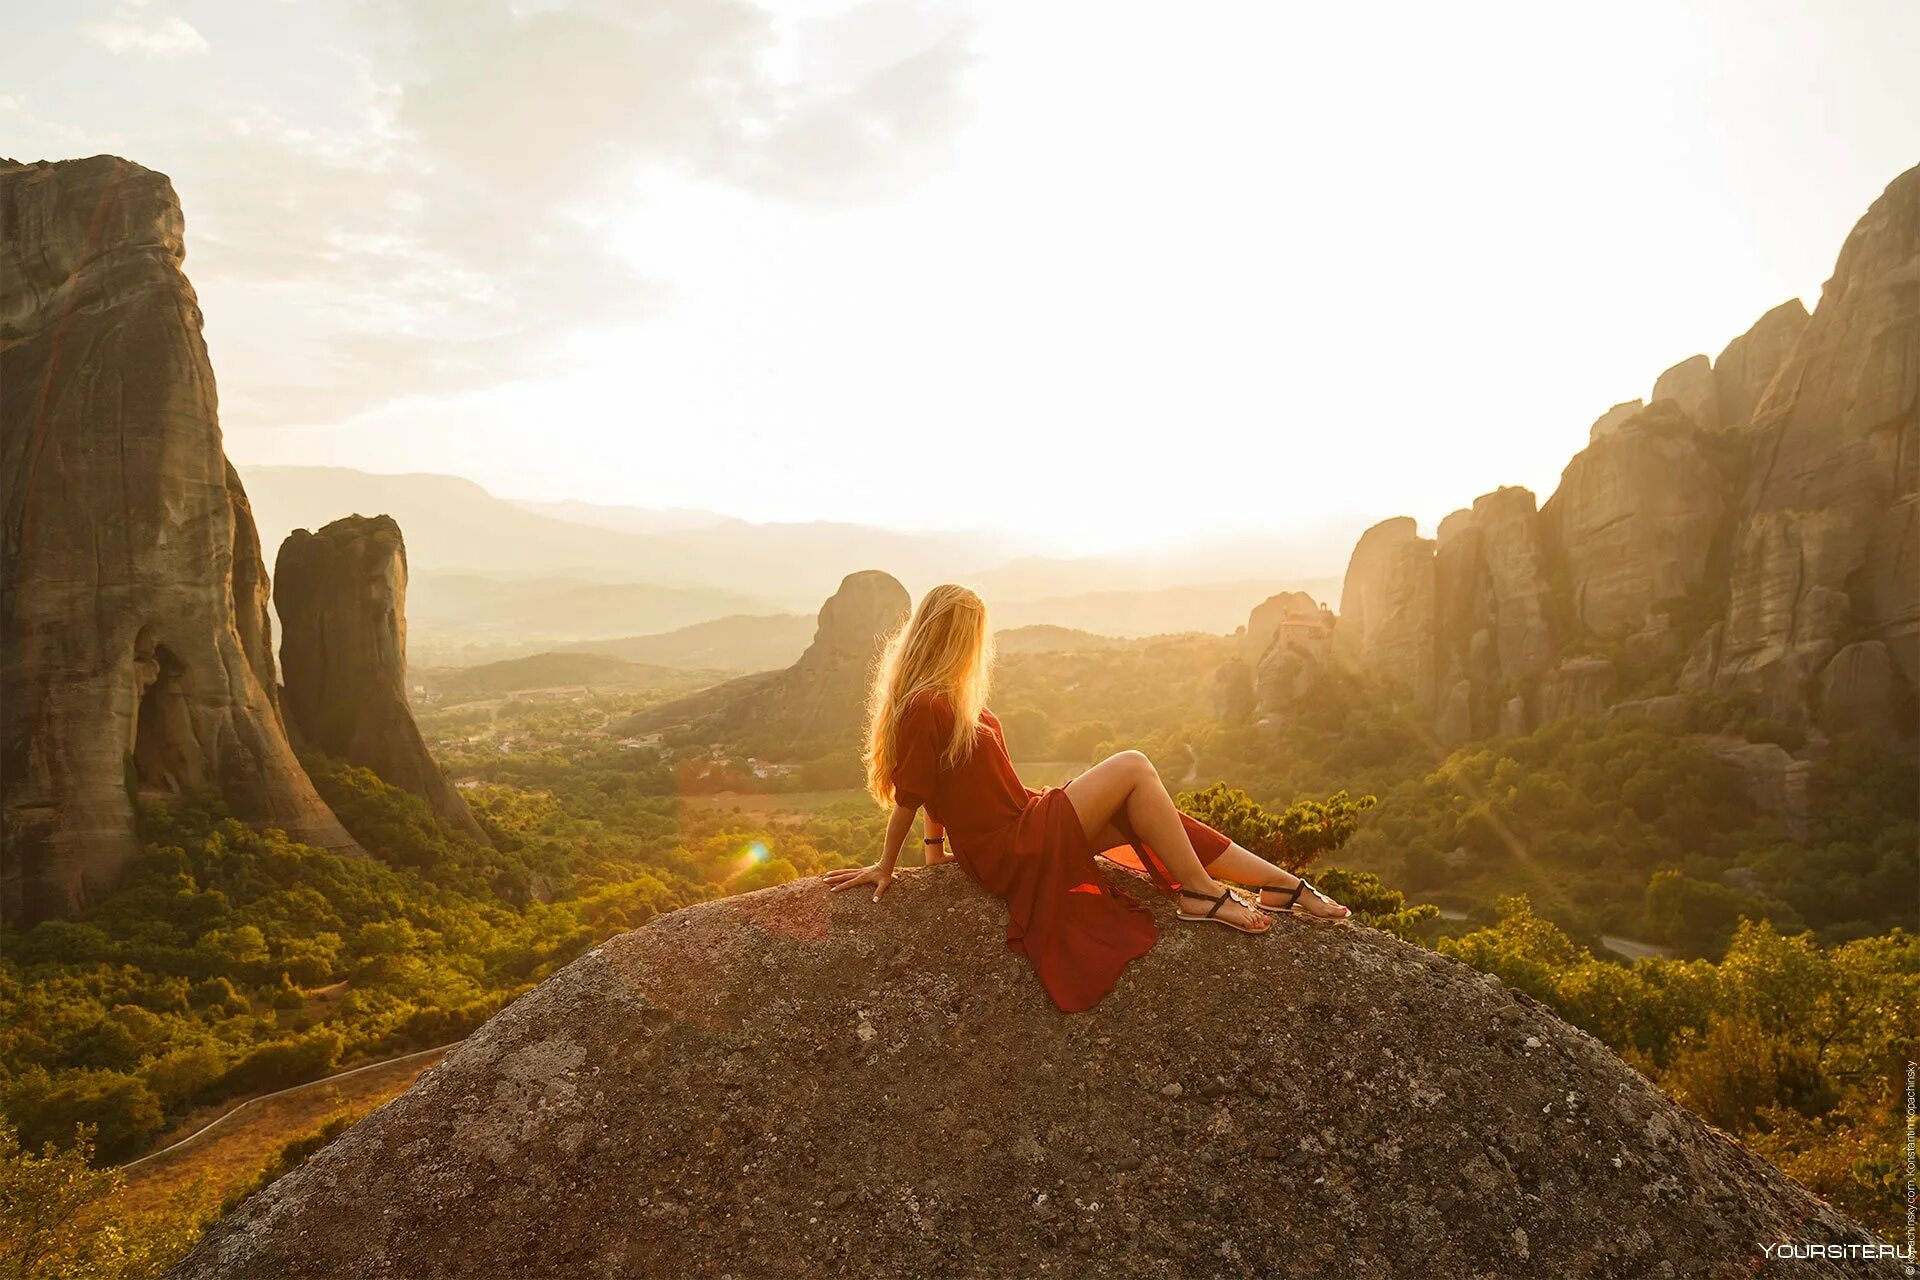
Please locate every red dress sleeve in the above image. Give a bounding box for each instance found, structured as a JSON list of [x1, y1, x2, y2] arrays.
[[890, 692, 949, 809]]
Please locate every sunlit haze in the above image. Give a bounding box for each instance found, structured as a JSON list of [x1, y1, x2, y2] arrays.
[[5, 1, 1915, 562]]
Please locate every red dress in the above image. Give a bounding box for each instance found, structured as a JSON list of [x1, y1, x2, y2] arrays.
[[891, 690, 1233, 1012]]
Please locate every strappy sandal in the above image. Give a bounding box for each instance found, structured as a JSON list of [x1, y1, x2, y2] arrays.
[[1251, 877, 1349, 920], [1175, 885, 1268, 934]]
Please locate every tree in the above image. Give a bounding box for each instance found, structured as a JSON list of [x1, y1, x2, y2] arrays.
[[0, 1122, 201, 1280], [0, 1122, 116, 1280], [1174, 783, 1377, 873], [2, 1068, 165, 1163]]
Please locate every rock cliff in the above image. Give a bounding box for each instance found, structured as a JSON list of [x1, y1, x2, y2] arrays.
[[1333, 518, 1436, 709], [169, 867, 1883, 1279], [275, 515, 489, 843], [0, 156, 357, 923], [1698, 166, 1919, 725], [618, 569, 911, 748], [1330, 165, 1918, 744], [1542, 399, 1732, 642], [1430, 487, 1560, 742]]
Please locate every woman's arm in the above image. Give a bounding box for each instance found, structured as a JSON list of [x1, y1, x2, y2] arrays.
[[922, 814, 952, 866], [823, 803, 918, 901]]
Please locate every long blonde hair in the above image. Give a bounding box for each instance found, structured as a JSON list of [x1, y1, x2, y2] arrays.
[[864, 584, 994, 807]]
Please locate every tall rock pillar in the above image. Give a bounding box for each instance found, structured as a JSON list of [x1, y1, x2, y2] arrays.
[[274, 515, 490, 844]]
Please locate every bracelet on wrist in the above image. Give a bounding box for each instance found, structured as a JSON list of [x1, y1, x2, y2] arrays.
[[923, 836, 945, 845]]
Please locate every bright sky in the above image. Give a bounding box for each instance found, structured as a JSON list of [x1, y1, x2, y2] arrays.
[[5, 1, 1916, 562]]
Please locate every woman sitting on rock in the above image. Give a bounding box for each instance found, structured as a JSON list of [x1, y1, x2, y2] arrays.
[[824, 583, 1348, 1011]]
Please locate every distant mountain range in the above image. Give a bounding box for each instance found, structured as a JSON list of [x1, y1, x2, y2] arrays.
[[242, 465, 1014, 608], [507, 499, 735, 536], [407, 573, 770, 642], [241, 465, 1345, 663], [558, 614, 819, 673]]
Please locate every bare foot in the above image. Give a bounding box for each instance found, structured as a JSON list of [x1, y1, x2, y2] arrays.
[[1176, 883, 1270, 933], [1258, 876, 1351, 920]]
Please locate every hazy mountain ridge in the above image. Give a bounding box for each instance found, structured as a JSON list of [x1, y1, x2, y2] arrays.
[[556, 613, 817, 673], [407, 572, 775, 640], [244, 466, 1349, 648], [506, 497, 736, 535]]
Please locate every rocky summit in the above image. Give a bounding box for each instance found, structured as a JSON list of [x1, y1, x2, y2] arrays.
[[169, 866, 1880, 1279]]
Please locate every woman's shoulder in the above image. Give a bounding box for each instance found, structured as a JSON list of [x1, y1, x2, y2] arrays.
[[902, 686, 956, 724]]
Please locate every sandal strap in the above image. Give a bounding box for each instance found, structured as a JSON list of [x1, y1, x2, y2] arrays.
[[1259, 881, 1305, 908], [1179, 886, 1235, 919]]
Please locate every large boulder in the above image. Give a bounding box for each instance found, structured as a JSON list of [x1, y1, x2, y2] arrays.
[[620, 570, 910, 749], [275, 515, 489, 843], [1696, 736, 1813, 836], [0, 156, 356, 923], [167, 869, 1883, 1279], [1542, 400, 1731, 639]]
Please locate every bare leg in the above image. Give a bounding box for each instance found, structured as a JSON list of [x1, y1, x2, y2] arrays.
[[1206, 843, 1350, 919], [1065, 752, 1267, 931], [1086, 816, 1350, 921]]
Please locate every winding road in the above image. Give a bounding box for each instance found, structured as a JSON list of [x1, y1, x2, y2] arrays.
[[118, 1039, 465, 1173]]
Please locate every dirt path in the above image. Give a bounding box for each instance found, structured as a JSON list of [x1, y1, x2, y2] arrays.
[[113, 1042, 461, 1215]]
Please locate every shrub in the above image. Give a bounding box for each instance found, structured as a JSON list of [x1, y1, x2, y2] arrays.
[[1175, 782, 1377, 873], [218, 1030, 343, 1098]]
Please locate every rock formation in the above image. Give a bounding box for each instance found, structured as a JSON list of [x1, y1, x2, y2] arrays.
[[275, 515, 488, 843], [1587, 398, 1644, 443], [169, 868, 1883, 1279], [1649, 353, 1720, 432], [1711, 298, 1809, 432], [1697, 166, 1919, 728], [1333, 518, 1436, 708], [619, 570, 910, 749], [1696, 736, 1814, 836], [1542, 399, 1732, 640], [1332, 164, 1918, 744], [1428, 488, 1561, 741], [1, 156, 357, 924], [1243, 590, 1335, 714], [1815, 641, 1911, 740]]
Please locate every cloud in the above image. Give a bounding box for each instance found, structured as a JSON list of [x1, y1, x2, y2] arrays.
[[82, 9, 210, 59], [167, 0, 975, 429]]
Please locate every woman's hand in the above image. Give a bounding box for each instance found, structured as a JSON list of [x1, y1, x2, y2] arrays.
[[824, 862, 896, 902]]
